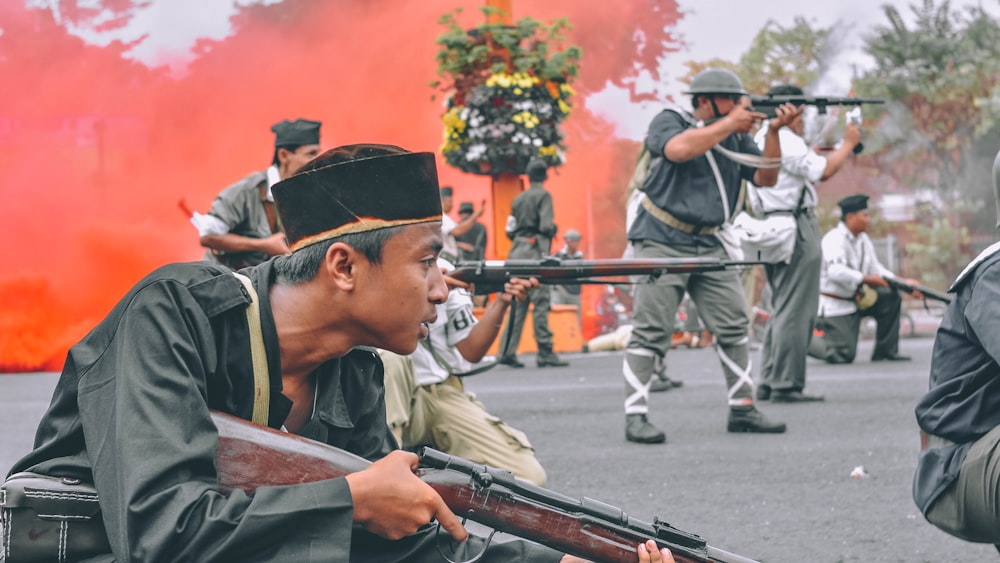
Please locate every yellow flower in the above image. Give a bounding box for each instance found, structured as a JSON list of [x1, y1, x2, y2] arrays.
[[558, 100, 571, 115], [538, 145, 558, 156], [442, 107, 466, 134]]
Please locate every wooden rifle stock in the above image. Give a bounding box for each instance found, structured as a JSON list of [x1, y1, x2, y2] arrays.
[[884, 277, 953, 305], [210, 411, 758, 563], [449, 258, 762, 295]]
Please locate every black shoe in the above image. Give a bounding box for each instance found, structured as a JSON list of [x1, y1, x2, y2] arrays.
[[770, 390, 825, 403], [727, 406, 787, 433], [872, 354, 911, 362], [650, 377, 683, 393], [497, 356, 525, 368], [537, 355, 569, 368], [626, 414, 666, 444], [756, 384, 771, 401]]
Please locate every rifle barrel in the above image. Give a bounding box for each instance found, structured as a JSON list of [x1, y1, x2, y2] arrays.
[[449, 258, 761, 294]]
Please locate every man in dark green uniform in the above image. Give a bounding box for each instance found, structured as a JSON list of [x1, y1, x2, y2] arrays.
[[5, 144, 671, 563], [498, 157, 570, 368], [193, 118, 322, 269], [912, 150, 1000, 546]]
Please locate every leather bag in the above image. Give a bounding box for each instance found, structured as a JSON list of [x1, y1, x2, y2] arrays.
[[0, 472, 110, 563]]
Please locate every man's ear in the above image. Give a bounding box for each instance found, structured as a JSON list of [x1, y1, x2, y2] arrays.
[[324, 242, 360, 291]]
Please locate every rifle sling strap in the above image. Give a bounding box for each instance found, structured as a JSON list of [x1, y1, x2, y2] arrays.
[[233, 272, 271, 426]]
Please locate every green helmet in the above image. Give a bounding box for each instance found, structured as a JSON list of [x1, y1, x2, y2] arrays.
[[683, 68, 748, 96]]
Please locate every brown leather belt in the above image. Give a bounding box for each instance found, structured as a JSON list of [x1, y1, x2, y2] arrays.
[[821, 292, 854, 301]]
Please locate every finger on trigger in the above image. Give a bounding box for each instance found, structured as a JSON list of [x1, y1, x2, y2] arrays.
[[435, 502, 468, 542]]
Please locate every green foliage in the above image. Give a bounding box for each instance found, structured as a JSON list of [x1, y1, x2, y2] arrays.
[[431, 7, 581, 101], [903, 216, 972, 289], [680, 17, 839, 95], [430, 7, 582, 176], [855, 0, 1000, 196]]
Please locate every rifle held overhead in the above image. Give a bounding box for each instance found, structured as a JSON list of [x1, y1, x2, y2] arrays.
[[749, 94, 885, 117]]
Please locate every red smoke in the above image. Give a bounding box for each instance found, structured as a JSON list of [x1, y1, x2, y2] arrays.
[[0, 0, 683, 371]]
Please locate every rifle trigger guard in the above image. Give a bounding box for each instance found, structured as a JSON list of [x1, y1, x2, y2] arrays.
[[434, 518, 496, 563]]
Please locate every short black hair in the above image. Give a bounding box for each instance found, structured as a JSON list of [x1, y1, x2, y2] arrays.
[[271, 144, 304, 167], [766, 84, 804, 97], [273, 226, 404, 284]]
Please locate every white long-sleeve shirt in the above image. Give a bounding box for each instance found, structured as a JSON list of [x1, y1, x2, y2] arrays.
[[818, 221, 895, 317], [750, 125, 825, 213]]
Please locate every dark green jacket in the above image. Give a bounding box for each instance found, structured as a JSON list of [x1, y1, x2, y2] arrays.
[[8, 260, 560, 562]]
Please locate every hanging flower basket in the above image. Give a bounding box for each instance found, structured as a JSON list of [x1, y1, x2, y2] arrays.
[[431, 8, 582, 176]]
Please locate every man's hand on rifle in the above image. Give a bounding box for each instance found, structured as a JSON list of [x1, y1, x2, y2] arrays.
[[497, 277, 539, 304], [559, 539, 675, 563], [724, 99, 767, 134], [767, 101, 804, 131], [443, 266, 471, 292], [900, 277, 923, 299], [862, 274, 889, 289], [345, 450, 468, 542]]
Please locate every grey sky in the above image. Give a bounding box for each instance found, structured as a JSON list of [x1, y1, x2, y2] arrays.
[[27, 0, 1000, 139]]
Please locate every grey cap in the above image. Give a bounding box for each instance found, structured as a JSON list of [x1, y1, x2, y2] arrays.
[[565, 229, 582, 241], [526, 158, 548, 182]]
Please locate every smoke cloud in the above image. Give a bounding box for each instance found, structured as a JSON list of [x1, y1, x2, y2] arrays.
[[0, 0, 683, 371]]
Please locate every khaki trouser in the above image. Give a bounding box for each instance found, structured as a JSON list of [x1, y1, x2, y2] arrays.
[[379, 350, 547, 486], [925, 425, 1000, 543]]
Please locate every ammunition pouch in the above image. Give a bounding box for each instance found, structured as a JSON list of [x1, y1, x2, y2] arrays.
[[1, 472, 111, 562]]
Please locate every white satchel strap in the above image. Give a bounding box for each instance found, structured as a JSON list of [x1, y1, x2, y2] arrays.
[[233, 272, 270, 426]]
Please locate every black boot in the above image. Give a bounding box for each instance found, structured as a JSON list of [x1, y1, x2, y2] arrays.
[[727, 406, 786, 433], [497, 355, 525, 368], [650, 375, 683, 392], [626, 414, 666, 444], [537, 346, 569, 368]]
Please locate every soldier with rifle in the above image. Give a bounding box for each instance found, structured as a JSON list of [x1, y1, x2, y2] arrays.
[[620, 67, 800, 444], [1, 145, 673, 563], [808, 194, 922, 364], [498, 157, 570, 369], [750, 84, 863, 404]]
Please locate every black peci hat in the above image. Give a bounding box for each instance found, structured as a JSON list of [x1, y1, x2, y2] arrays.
[[272, 144, 442, 252], [271, 118, 322, 148], [838, 194, 870, 216], [458, 201, 474, 214]]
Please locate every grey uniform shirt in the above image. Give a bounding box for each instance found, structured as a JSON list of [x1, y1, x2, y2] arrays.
[[204, 170, 274, 269], [628, 109, 760, 247]]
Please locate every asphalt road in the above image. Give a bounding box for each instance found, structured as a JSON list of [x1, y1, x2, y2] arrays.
[[1, 333, 995, 562]]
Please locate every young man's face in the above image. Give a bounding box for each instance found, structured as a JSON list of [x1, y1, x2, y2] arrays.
[[279, 144, 323, 178], [356, 222, 448, 354]]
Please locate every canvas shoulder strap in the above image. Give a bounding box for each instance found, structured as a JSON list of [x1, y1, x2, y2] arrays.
[[233, 272, 270, 426]]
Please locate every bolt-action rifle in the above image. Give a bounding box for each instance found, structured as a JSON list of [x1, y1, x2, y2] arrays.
[[884, 277, 953, 305], [749, 94, 885, 117], [448, 257, 762, 295], [211, 411, 759, 563]]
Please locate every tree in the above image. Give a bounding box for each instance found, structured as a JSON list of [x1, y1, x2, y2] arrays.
[[857, 0, 1000, 236], [680, 16, 842, 95]]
